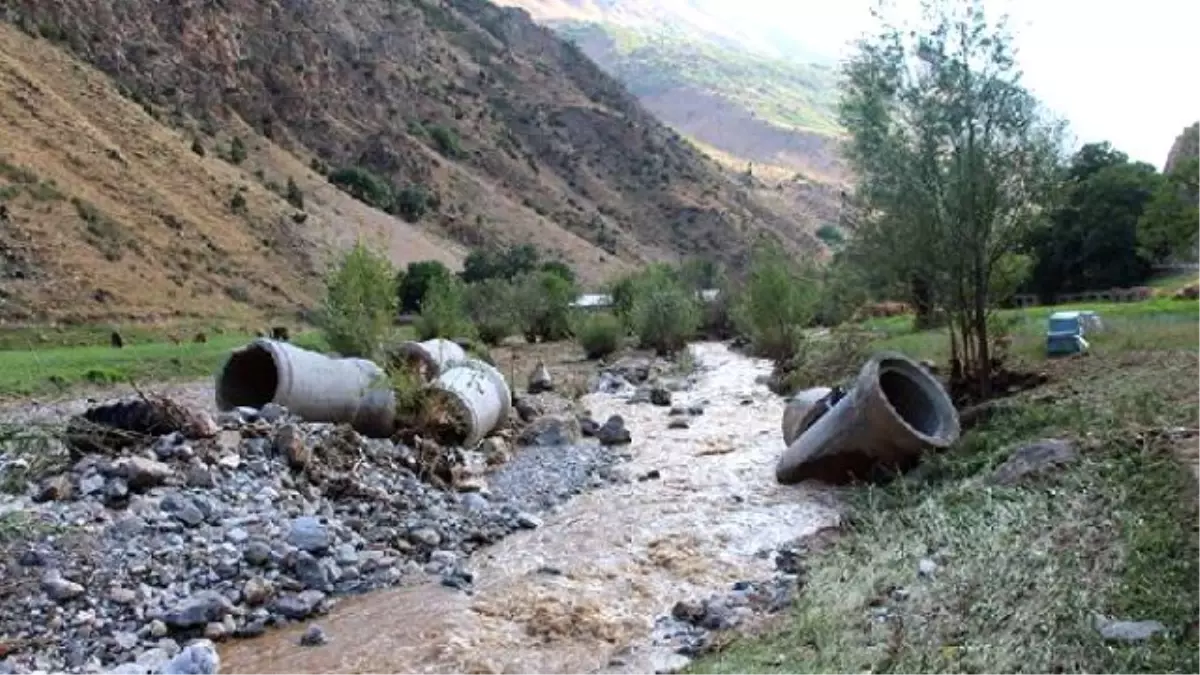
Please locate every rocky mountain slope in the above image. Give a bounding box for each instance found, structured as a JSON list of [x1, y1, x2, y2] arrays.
[[492, 0, 848, 184], [1165, 122, 1199, 175], [0, 0, 824, 324]]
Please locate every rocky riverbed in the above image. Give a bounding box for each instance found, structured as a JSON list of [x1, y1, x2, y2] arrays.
[[0, 351, 692, 675]]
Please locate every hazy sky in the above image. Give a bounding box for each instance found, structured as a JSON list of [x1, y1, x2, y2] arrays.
[[720, 0, 1199, 167]]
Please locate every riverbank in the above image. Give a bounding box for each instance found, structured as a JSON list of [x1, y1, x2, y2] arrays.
[[691, 329, 1199, 673]]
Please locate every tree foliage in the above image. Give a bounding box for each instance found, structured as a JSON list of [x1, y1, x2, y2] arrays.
[[1138, 156, 1199, 264], [1027, 143, 1158, 299], [837, 0, 1063, 394], [397, 260, 452, 314], [318, 242, 398, 358]]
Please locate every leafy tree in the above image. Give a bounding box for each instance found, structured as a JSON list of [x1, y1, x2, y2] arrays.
[[838, 0, 1064, 395], [413, 276, 475, 341], [732, 242, 822, 360], [285, 177, 304, 210], [228, 136, 247, 165], [514, 270, 576, 342], [465, 278, 518, 345], [625, 265, 699, 355], [1138, 156, 1199, 263], [539, 260, 577, 285], [317, 242, 397, 358], [460, 244, 547, 283], [397, 260, 452, 314], [1028, 147, 1160, 299]]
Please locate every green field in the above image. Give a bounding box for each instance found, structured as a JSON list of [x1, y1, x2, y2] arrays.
[[0, 328, 326, 401]]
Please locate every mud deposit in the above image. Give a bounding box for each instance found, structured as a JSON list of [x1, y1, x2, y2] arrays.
[[220, 343, 841, 674]]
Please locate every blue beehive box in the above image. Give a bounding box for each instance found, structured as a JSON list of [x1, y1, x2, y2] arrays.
[[1045, 311, 1091, 356]]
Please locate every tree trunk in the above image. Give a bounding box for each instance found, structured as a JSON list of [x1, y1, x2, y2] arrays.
[[911, 274, 937, 329], [972, 259, 992, 399]]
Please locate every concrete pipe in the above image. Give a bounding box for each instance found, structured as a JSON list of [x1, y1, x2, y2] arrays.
[[776, 351, 960, 484], [215, 339, 394, 437], [781, 386, 833, 447], [390, 338, 467, 382], [430, 359, 513, 448]]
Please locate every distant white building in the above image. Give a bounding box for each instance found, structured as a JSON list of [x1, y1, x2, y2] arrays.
[[568, 288, 720, 310]]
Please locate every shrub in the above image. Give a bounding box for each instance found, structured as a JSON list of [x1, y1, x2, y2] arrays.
[[393, 184, 432, 222], [576, 312, 622, 359], [732, 243, 822, 361], [466, 278, 517, 345], [397, 260, 452, 314], [317, 242, 398, 358], [414, 276, 476, 341], [815, 223, 845, 247], [228, 136, 247, 165], [627, 269, 700, 355], [514, 270, 576, 342], [428, 124, 464, 158], [328, 166, 392, 211], [285, 177, 304, 209], [190, 138, 205, 156]]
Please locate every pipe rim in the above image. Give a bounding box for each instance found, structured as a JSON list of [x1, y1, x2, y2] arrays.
[[215, 338, 291, 411], [865, 351, 960, 447]]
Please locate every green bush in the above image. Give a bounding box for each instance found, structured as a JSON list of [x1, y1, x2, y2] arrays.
[[317, 242, 398, 358], [285, 177, 304, 210], [328, 166, 392, 211], [732, 243, 822, 361], [397, 260, 452, 314], [393, 184, 432, 222], [428, 124, 464, 158], [514, 270, 576, 342], [228, 136, 247, 165], [627, 268, 700, 355], [414, 276, 476, 341], [466, 278, 517, 345], [575, 312, 622, 359]]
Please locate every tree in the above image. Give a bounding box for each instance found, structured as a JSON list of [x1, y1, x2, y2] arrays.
[[318, 242, 397, 358], [838, 0, 1064, 396], [1138, 156, 1199, 263], [397, 260, 452, 314], [460, 244, 547, 283], [1028, 146, 1160, 299]]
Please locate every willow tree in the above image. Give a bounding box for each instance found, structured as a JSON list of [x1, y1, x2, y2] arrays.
[[838, 0, 1064, 396]]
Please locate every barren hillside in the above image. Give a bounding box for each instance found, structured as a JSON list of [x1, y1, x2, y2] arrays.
[[0, 0, 824, 323]]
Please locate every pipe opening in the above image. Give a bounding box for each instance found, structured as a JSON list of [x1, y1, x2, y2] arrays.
[[217, 344, 279, 410], [878, 363, 942, 437]]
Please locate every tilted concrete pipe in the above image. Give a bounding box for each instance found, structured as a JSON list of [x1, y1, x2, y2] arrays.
[[390, 338, 467, 382], [215, 339, 395, 438], [431, 359, 513, 449], [776, 351, 960, 484]]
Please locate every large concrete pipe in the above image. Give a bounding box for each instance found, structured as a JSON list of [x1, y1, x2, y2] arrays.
[[389, 339, 467, 382], [215, 339, 394, 437], [776, 352, 960, 484], [781, 386, 833, 447], [430, 359, 513, 448]]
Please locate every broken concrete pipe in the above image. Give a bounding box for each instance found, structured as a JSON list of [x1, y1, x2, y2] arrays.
[[388, 338, 467, 382], [430, 359, 513, 448], [776, 351, 960, 484], [781, 386, 834, 448], [215, 339, 395, 437]]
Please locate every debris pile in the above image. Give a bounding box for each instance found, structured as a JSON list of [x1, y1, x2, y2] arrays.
[[0, 397, 624, 674]]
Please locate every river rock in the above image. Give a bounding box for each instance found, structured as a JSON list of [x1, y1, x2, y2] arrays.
[[272, 590, 326, 620], [287, 516, 331, 553], [119, 458, 173, 491], [1093, 614, 1167, 642], [163, 592, 234, 630], [517, 415, 581, 447], [157, 640, 219, 675], [649, 386, 672, 407], [40, 569, 85, 602], [34, 474, 73, 503], [275, 424, 309, 471], [527, 362, 554, 394], [299, 624, 328, 647], [596, 415, 632, 446]]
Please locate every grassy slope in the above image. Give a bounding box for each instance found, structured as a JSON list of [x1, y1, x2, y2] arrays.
[[553, 21, 841, 136], [692, 299, 1200, 673]]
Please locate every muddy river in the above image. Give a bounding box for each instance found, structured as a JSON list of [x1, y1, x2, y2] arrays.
[[220, 342, 842, 673]]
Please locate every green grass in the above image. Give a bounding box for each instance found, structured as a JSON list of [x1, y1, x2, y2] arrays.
[[553, 20, 841, 136], [692, 313, 1199, 674], [0, 331, 326, 400], [864, 298, 1199, 364]]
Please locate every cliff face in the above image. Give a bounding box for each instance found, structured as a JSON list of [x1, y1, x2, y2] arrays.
[[1165, 122, 1199, 176], [0, 0, 821, 321]]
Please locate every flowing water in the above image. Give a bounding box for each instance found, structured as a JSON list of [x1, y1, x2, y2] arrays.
[[220, 342, 841, 674]]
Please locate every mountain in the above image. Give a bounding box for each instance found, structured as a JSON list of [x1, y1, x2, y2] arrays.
[[0, 0, 825, 324], [491, 0, 848, 184], [1165, 122, 1199, 175]]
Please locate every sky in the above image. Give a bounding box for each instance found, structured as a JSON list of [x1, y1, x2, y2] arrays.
[[710, 0, 1199, 168]]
